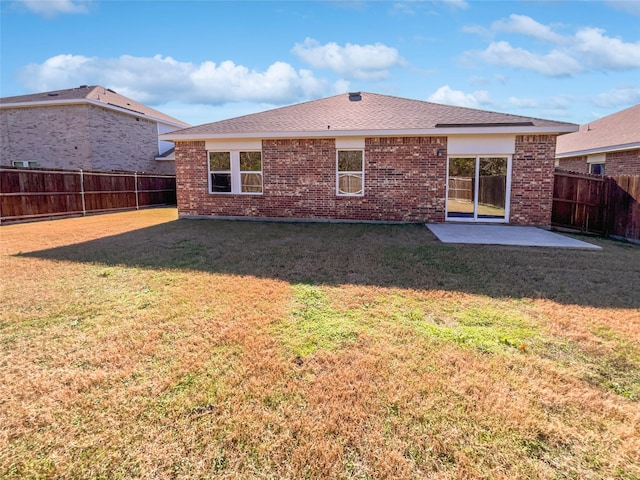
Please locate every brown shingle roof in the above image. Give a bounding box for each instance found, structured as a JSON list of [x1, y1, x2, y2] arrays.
[[169, 92, 575, 137], [0, 85, 190, 127], [556, 104, 640, 156]]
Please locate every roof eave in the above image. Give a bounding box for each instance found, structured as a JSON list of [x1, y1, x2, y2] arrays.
[[161, 125, 578, 142], [0, 98, 190, 129], [556, 142, 640, 158]]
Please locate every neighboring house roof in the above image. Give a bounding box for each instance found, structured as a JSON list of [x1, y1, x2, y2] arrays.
[[0, 85, 190, 129], [556, 104, 640, 158], [161, 92, 577, 141]]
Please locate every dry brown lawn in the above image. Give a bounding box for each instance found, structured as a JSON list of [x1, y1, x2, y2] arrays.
[[1, 208, 639, 479]]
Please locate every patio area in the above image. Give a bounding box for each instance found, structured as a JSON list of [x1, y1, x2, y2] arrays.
[[426, 224, 602, 250]]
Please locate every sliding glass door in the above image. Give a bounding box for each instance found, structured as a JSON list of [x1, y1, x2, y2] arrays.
[[446, 156, 510, 221]]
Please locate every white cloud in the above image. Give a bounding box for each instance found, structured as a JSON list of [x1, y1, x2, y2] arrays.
[[19, 54, 328, 106], [291, 38, 404, 80], [477, 41, 582, 77], [465, 14, 640, 76], [441, 0, 468, 9], [606, 0, 640, 16], [592, 86, 640, 108], [427, 85, 491, 108], [467, 75, 490, 86], [15, 0, 90, 16], [391, 0, 468, 15], [331, 79, 351, 95], [461, 25, 491, 37], [492, 14, 565, 44], [508, 97, 539, 109], [507, 95, 572, 112], [390, 2, 419, 15], [494, 74, 508, 84], [573, 27, 640, 69]]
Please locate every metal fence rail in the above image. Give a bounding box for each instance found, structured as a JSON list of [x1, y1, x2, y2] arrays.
[[0, 166, 176, 224]]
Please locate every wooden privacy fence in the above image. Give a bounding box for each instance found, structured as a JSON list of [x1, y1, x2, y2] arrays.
[[552, 170, 640, 241], [448, 177, 473, 201], [0, 166, 176, 224], [448, 175, 506, 207], [478, 175, 506, 209]]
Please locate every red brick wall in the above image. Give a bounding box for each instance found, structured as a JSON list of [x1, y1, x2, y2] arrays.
[[175, 137, 447, 222], [510, 135, 557, 226], [606, 149, 640, 175], [176, 134, 557, 225], [175, 141, 208, 216], [556, 155, 588, 174]]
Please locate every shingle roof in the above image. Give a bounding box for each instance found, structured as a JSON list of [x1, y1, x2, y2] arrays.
[[0, 85, 190, 127], [556, 104, 640, 156], [168, 92, 576, 138]]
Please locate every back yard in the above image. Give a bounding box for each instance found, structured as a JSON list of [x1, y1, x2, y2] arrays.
[[1, 208, 639, 479]]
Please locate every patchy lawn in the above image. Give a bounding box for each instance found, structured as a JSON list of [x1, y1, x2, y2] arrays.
[[1, 208, 639, 479]]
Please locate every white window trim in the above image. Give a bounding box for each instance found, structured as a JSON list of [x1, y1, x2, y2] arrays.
[[336, 149, 365, 197], [13, 161, 38, 167], [445, 154, 512, 223], [208, 150, 263, 195]]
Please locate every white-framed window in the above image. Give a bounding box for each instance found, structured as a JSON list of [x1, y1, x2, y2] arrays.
[[13, 161, 38, 167], [337, 149, 364, 196], [208, 151, 262, 194], [589, 163, 605, 176]]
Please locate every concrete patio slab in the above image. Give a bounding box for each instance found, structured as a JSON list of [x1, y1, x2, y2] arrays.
[[426, 224, 602, 250]]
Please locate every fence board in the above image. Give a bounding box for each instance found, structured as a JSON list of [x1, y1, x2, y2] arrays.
[[479, 175, 506, 209], [606, 175, 640, 240], [552, 170, 640, 241], [0, 166, 176, 224]]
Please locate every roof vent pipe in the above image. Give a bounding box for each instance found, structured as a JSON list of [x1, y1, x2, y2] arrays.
[[348, 92, 362, 101]]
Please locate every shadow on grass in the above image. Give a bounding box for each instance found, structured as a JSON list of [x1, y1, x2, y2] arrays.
[[18, 218, 640, 309]]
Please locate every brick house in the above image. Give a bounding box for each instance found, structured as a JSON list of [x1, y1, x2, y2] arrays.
[[0, 85, 190, 174], [161, 92, 577, 226], [556, 104, 640, 176]]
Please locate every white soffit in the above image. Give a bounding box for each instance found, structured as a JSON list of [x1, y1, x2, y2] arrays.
[[205, 139, 262, 150], [587, 153, 606, 164], [448, 135, 515, 155], [336, 137, 365, 149]]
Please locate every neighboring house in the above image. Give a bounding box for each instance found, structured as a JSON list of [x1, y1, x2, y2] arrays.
[[556, 104, 640, 176], [161, 92, 577, 226], [0, 85, 190, 174]]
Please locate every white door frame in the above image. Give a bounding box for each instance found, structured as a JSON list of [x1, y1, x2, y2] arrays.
[[445, 155, 512, 223]]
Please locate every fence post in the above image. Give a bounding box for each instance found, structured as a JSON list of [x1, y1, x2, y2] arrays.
[[79, 169, 86, 216], [134, 172, 139, 210]]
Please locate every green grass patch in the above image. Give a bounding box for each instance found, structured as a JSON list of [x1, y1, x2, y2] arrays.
[[276, 284, 362, 356]]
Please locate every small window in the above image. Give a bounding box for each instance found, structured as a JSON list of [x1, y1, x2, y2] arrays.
[[589, 163, 605, 176], [337, 150, 364, 196], [240, 151, 263, 193], [13, 161, 38, 167], [208, 151, 262, 194], [209, 152, 232, 193]]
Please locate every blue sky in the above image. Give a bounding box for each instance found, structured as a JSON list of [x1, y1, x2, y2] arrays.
[[1, 0, 639, 126]]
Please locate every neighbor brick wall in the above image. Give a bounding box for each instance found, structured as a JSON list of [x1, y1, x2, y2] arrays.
[[88, 105, 173, 174], [175, 136, 447, 222], [0, 104, 174, 174], [0, 105, 92, 169], [556, 155, 588, 174], [510, 134, 557, 226], [606, 149, 640, 175]]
